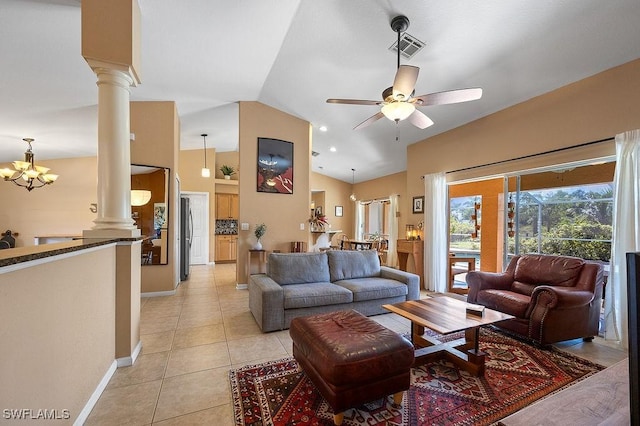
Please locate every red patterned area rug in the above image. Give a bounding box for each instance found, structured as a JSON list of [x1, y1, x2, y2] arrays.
[[229, 329, 603, 426]]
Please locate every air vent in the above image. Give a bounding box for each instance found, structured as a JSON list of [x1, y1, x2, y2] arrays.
[[389, 32, 425, 59], [311, 151, 320, 157]]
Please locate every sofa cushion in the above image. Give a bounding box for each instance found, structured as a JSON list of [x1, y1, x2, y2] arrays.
[[511, 281, 537, 296], [514, 254, 584, 287], [334, 278, 407, 302], [268, 252, 330, 285], [477, 289, 531, 318], [327, 250, 381, 282], [283, 282, 353, 309]]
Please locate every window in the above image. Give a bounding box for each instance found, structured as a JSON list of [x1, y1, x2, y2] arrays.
[[509, 183, 613, 262], [449, 195, 481, 266]]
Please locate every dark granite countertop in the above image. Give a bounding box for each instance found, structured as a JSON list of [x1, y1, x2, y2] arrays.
[[0, 237, 137, 268]]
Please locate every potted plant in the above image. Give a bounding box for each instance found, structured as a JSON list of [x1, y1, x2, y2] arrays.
[[220, 165, 235, 180], [254, 223, 267, 250]]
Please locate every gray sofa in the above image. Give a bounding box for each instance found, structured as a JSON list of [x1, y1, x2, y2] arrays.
[[249, 250, 420, 332]]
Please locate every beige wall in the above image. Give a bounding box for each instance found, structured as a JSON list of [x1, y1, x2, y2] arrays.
[[131, 101, 180, 293], [237, 101, 311, 284], [310, 172, 355, 239], [215, 151, 240, 184], [0, 156, 97, 247], [407, 59, 640, 198], [0, 244, 117, 424]]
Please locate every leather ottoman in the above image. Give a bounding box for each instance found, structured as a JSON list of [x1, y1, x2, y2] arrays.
[[289, 310, 414, 425]]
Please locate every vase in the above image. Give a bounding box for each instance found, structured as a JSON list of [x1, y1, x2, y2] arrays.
[[253, 240, 262, 250], [224, 175, 231, 180]]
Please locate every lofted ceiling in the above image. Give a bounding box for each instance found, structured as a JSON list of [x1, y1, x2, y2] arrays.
[[1, 0, 640, 183]]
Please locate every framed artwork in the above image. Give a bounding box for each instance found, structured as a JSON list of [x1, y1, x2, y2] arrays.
[[335, 205, 343, 217], [257, 137, 294, 194], [153, 203, 167, 231], [315, 206, 323, 216], [412, 196, 424, 214]]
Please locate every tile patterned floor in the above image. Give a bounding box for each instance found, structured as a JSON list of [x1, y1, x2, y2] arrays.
[[86, 263, 628, 425]]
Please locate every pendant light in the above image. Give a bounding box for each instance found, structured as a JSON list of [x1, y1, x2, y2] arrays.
[[349, 168, 357, 201], [201, 133, 210, 178]]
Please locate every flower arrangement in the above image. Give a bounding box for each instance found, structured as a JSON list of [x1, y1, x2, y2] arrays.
[[309, 210, 329, 230], [254, 223, 267, 241]]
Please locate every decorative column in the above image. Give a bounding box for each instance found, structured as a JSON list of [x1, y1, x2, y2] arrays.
[[89, 67, 138, 234], [81, 0, 142, 238], [81, 0, 143, 366]]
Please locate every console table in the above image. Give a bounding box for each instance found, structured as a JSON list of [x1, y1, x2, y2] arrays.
[[397, 239, 423, 286], [246, 249, 267, 277]]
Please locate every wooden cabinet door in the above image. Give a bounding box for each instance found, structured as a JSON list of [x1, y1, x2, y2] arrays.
[[216, 194, 230, 219], [229, 195, 239, 219], [229, 237, 237, 261], [215, 236, 232, 262], [216, 194, 239, 219]]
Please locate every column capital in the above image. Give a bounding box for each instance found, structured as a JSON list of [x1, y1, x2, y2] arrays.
[[86, 59, 139, 87]]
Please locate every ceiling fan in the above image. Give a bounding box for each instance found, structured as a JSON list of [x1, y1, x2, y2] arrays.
[[327, 15, 482, 131]]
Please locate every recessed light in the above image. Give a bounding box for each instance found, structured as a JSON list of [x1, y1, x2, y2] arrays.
[[319, 125, 328, 132], [329, 146, 337, 152]]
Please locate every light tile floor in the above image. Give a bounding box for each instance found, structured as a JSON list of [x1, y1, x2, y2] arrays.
[[86, 263, 628, 425]]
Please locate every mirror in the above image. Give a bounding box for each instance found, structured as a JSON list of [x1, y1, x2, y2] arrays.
[[131, 164, 170, 265]]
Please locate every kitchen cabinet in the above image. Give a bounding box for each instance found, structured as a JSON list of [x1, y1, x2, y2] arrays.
[[215, 235, 237, 262], [216, 194, 239, 219]]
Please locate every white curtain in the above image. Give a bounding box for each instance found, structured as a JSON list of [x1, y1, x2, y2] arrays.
[[387, 194, 399, 267], [369, 201, 383, 235], [604, 129, 640, 349], [424, 172, 448, 292], [355, 201, 365, 241]]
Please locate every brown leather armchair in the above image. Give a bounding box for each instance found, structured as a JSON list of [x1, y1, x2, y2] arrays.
[[466, 254, 603, 345]]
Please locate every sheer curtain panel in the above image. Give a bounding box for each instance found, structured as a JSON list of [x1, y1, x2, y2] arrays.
[[605, 129, 640, 350], [424, 172, 448, 292]]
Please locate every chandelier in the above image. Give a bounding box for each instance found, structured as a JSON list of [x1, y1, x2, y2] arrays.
[[0, 138, 58, 191]]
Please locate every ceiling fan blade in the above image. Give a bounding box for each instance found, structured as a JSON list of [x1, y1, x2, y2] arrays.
[[408, 110, 434, 129], [414, 88, 482, 106], [354, 111, 385, 130], [327, 98, 381, 106], [392, 65, 419, 100]]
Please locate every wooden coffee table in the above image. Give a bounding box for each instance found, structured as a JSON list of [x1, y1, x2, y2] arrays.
[[383, 296, 514, 376]]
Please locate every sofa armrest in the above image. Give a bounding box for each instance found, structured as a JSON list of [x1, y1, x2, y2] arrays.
[[248, 274, 284, 332], [530, 286, 596, 310], [527, 286, 599, 344], [380, 266, 420, 300], [466, 271, 513, 303]]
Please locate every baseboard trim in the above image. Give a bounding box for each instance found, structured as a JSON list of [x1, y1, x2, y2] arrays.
[[141, 290, 177, 298], [74, 360, 117, 426], [116, 340, 143, 367]]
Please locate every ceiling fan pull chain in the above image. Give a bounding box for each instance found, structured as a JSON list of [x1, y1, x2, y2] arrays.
[[396, 120, 400, 142]]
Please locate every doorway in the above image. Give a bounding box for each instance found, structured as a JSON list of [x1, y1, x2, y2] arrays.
[[181, 192, 209, 265]]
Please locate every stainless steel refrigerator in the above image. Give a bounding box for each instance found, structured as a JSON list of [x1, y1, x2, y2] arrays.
[[180, 196, 192, 281]]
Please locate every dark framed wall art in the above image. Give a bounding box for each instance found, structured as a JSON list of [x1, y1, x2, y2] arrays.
[[335, 205, 343, 217], [257, 137, 294, 194], [412, 196, 424, 214]]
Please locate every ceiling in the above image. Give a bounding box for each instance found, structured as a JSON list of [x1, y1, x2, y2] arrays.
[[1, 0, 640, 183]]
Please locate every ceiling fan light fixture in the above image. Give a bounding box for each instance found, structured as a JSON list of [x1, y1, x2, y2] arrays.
[[381, 102, 415, 121]]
